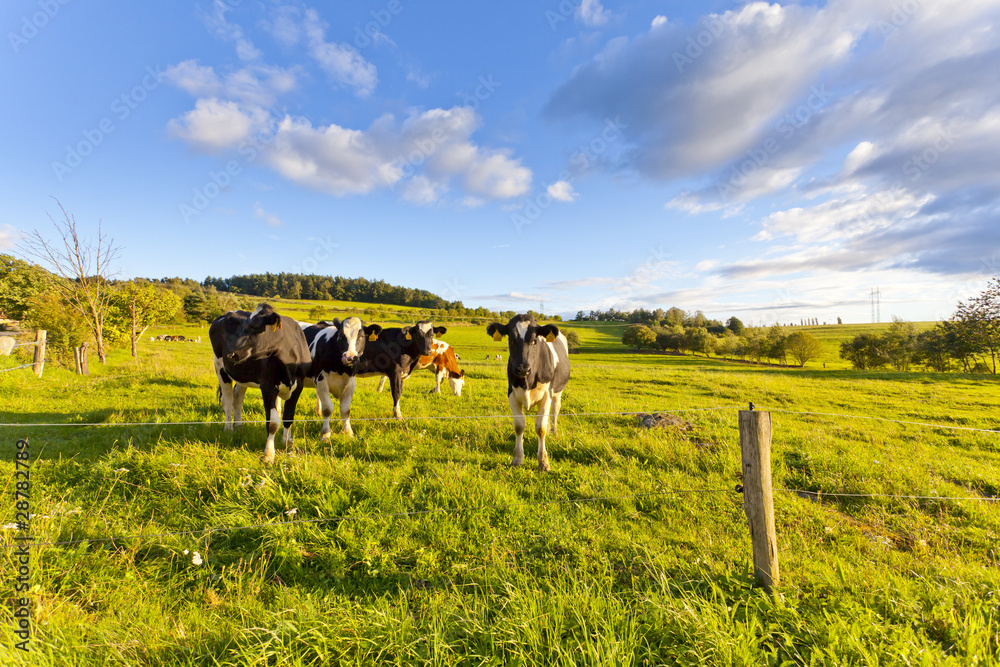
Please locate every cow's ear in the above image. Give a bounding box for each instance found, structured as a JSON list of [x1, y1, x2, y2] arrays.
[[487, 323, 508, 341], [403, 326, 413, 341], [536, 324, 560, 343], [329, 317, 342, 328], [265, 312, 282, 333], [433, 326, 447, 336], [365, 324, 382, 341]]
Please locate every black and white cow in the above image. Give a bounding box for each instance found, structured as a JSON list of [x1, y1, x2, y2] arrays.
[[210, 303, 312, 464], [356, 321, 439, 418], [300, 317, 382, 439], [486, 315, 570, 471]]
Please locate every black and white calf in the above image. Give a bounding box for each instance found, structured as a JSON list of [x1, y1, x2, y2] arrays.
[[356, 321, 439, 418], [301, 317, 382, 439], [210, 303, 312, 464], [486, 315, 570, 471]]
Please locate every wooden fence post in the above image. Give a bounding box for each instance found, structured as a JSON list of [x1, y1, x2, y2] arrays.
[[73, 346, 82, 374], [80, 342, 89, 376], [32, 330, 46, 378], [738, 405, 779, 592]]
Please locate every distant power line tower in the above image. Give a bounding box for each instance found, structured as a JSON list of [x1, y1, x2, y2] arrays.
[[870, 287, 881, 323]]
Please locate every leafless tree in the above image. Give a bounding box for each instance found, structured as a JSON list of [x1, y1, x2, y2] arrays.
[[19, 200, 121, 363]]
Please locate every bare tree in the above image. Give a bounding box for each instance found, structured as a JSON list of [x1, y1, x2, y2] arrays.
[[19, 201, 121, 363]]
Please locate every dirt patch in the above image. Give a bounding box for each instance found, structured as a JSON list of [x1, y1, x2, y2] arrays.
[[636, 413, 693, 430]]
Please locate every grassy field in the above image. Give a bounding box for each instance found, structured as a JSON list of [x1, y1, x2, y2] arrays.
[[1, 317, 999, 665]]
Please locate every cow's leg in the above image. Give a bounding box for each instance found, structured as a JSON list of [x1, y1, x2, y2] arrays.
[[215, 361, 235, 430], [535, 394, 553, 472], [377, 376, 386, 393], [315, 375, 335, 441], [340, 376, 356, 437], [261, 386, 280, 465], [390, 370, 404, 419], [232, 384, 247, 429], [431, 367, 445, 394], [509, 392, 526, 467], [281, 384, 302, 452], [550, 390, 563, 437]]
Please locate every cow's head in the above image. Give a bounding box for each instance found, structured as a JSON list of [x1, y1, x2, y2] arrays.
[[448, 369, 466, 396], [326, 317, 382, 369], [228, 303, 283, 363], [487, 315, 561, 381], [401, 321, 439, 357]]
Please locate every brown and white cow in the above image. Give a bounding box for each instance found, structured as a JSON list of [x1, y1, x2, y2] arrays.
[[377, 338, 466, 396]]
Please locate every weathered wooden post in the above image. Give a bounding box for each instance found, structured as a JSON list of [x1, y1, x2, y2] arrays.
[[32, 330, 46, 378], [73, 346, 82, 374], [738, 403, 779, 592], [80, 342, 89, 376]]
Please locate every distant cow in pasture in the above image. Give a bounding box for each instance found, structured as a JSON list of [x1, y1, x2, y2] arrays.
[[301, 317, 383, 439], [210, 303, 312, 464], [356, 322, 439, 418], [486, 315, 570, 472], [495, 354, 502, 361], [377, 337, 466, 396]]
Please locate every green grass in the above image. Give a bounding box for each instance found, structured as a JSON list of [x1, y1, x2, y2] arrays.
[[1, 319, 999, 665]]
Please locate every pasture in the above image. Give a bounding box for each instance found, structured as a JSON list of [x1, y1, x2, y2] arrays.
[[1, 320, 999, 665]]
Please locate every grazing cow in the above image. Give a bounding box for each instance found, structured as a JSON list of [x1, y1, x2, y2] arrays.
[[486, 315, 570, 471], [486, 354, 490, 361], [210, 303, 312, 464], [495, 354, 502, 361], [377, 337, 466, 396], [301, 317, 382, 439], [356, 321, 439, 418]]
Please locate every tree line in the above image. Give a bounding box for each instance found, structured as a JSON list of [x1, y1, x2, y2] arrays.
[[621, 321, 823, 366], [839, 279, 1000, 373]]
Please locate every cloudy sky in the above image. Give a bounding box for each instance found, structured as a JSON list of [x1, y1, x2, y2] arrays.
[[3, 0, 999, 323]]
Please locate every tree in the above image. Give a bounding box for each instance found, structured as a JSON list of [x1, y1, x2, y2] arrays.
[[307, 305, 326, 322], [686, 327, 714, 357], [725, 316, 744, 335], [183, 291, 211, 323], [882, 317, 918, 371], [18, 202, 121, 363], [109, 281, 183, 358], [0, 255, 53, 320], [565, 330, 581, 353], [952, 279, 1000, 373], [23, 292, 90, 363], [786, 331, 822, 366], [764, 324, 788, 364], [839, 333, 887, 370], [915, 326, 952, 372], [622, 324, 656, 351]]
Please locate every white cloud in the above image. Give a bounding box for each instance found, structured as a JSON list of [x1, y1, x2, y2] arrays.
[[164, 60, 298, 108], [547, 180, 577, 202], [253, 202, 282, 227], [0, 224, 20, 251], [651, 15, 667, 28], [402, 175, 445, 205], [303, 8, 377, 97], [167, 99, 269, 151], [576, 0, 610, 27], [203, 1, 261, 62]]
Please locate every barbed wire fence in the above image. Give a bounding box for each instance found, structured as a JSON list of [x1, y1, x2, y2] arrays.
[[3, 404, 999, 574]]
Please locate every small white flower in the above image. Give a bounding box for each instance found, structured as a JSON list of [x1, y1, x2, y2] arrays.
[[29, 514, 49, 519], [183, 549, 189, 555], [192, 551, 203, 565], [285, 508, 298, 516], [113, 468, 130, 473], [1, 523, 20, 530]]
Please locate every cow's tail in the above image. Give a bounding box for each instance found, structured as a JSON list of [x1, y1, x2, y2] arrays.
[[217, 385, 222, 404]]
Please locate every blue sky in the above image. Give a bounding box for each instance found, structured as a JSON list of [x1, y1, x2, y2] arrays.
[[3, 0, 999, 323]]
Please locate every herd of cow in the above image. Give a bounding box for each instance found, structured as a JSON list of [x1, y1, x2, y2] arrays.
[[209, 304, 571, 471]]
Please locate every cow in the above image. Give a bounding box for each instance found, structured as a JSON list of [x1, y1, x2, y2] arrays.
[[301, 317, 383, 439], [377, 337, 466, 396], [210, 303, 312, 464], [356, 321, 439, 418], [495, 354, 502, 361], [486, 315, 570, 472]]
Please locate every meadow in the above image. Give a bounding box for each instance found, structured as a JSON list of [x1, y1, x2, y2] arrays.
[[1, 317, 999, 665]]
